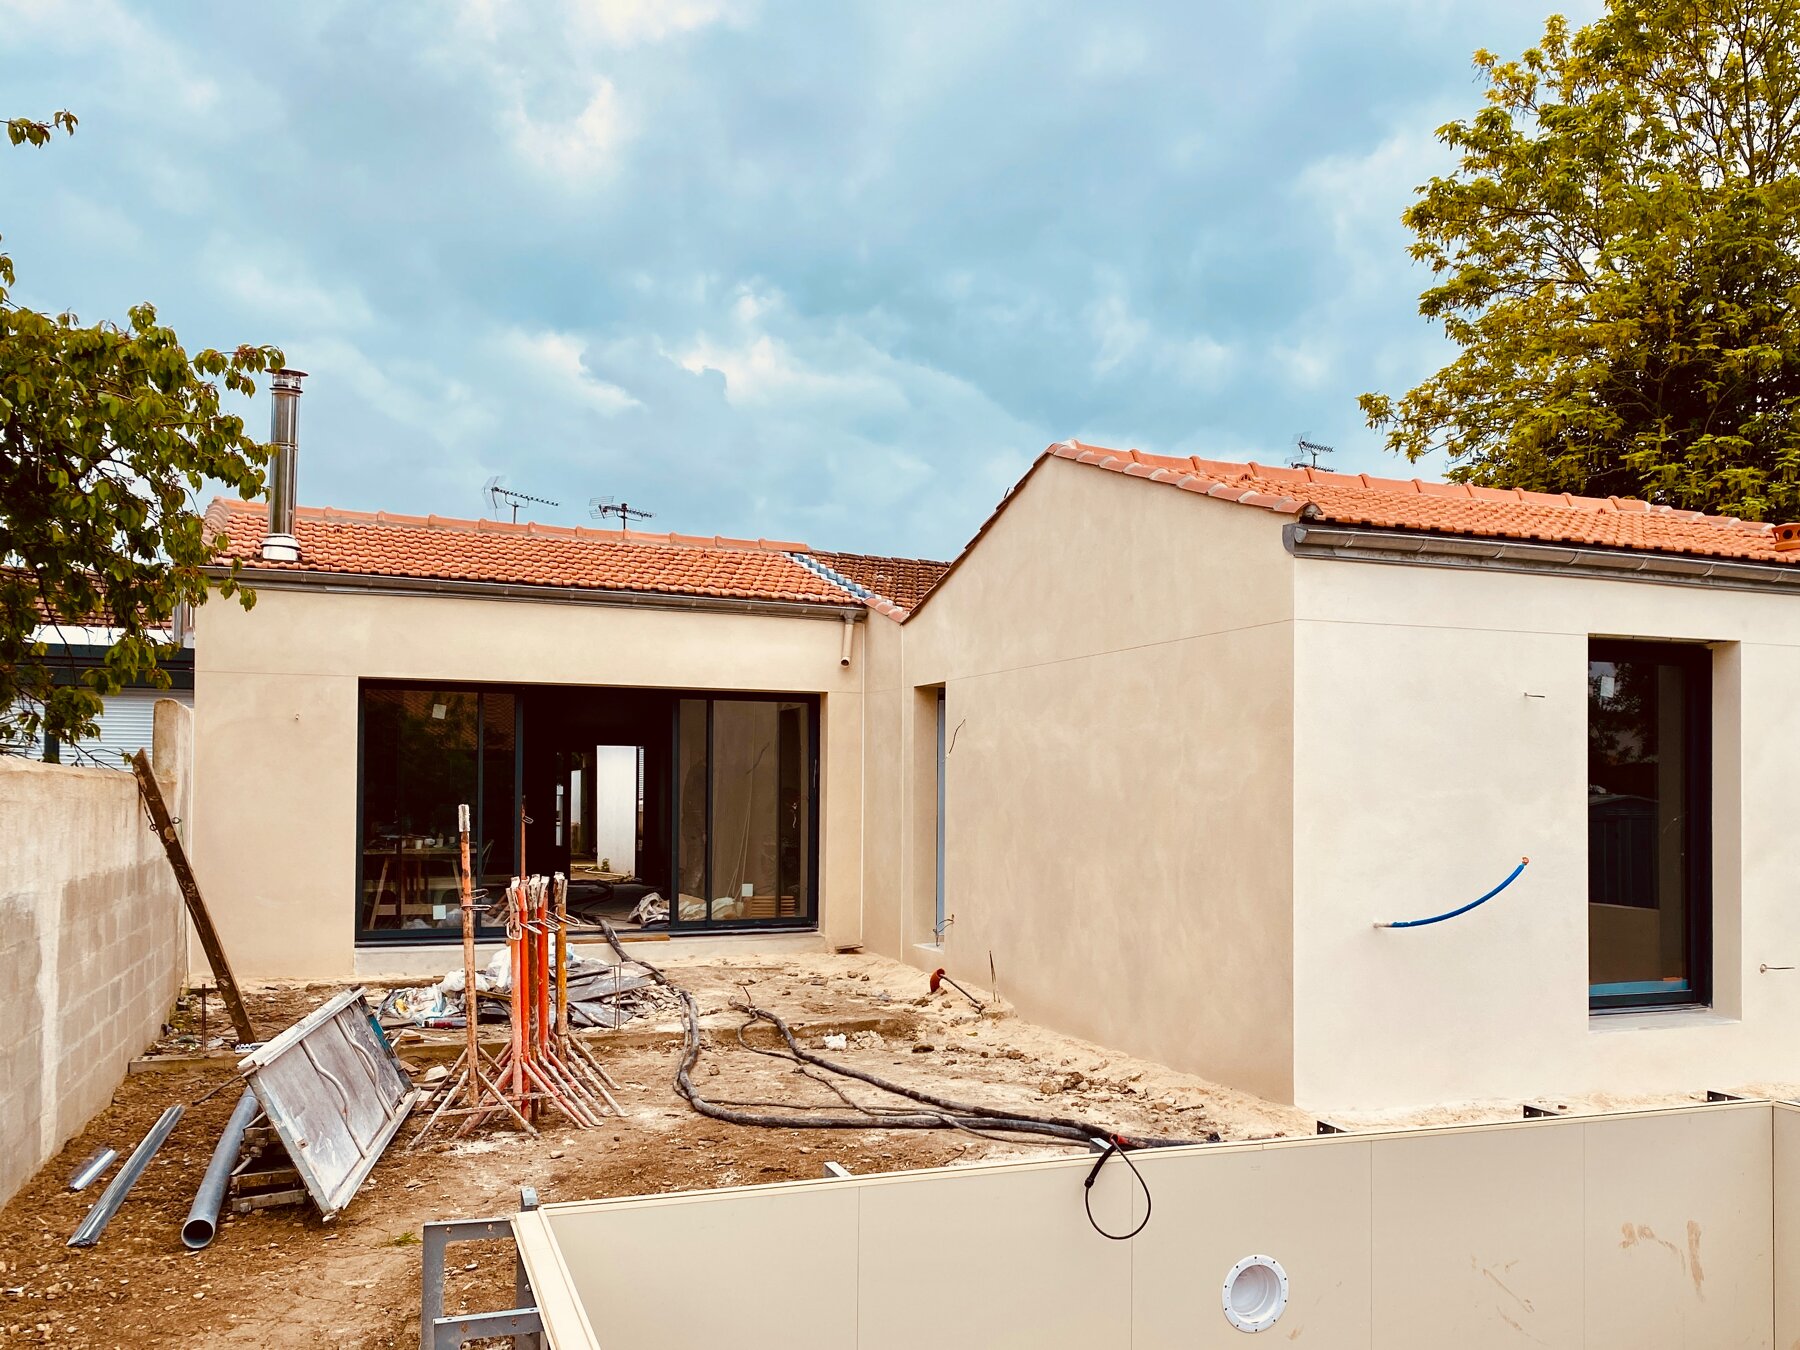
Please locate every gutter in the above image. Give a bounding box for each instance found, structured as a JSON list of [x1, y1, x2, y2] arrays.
[[1285, 522, 1800, 596], [204, 565, 868, 623]]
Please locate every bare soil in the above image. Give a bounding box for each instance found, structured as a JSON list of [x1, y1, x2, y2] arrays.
[[0, 952, 1315, 1348]]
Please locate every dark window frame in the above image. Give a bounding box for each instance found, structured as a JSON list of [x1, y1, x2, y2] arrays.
[[1587, 639, 1713, 1012], [355, 680, 821, 946], [670, 692, 821, 934], [355, 681, 518, 946]]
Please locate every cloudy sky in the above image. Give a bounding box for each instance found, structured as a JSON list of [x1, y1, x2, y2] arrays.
[[0, 0, 1594, 559]]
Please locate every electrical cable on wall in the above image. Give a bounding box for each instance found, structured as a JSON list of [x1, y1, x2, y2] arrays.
[[1083, 1137, 1152, 1241], [1374, 857, 1530, 929]]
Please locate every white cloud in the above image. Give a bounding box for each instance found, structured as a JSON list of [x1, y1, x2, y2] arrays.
[[1085, 285, 1235, 388], [507, 79, 630, 181], [571, 0, 746, 47], [214, 257, 375, 332], [499, 328, 641, 414]]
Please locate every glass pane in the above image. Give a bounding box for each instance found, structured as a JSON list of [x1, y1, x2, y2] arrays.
[[777, 703, 810, 921], [677, 699, 709, 923], [360, 689, 478, 936], [479, 691, 516, 901], [711, 701, 780, 922], [1588, 650, 1697, 1001]]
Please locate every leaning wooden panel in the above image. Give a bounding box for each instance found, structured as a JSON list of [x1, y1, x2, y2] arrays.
[[1774, 1104, 1800, 1349], [1582, 1103, 1773, 1347], [1130, 1138, 1374, 1347], [1370, 1120, 1587, 1346], [854, 1157, 1135, 1350]]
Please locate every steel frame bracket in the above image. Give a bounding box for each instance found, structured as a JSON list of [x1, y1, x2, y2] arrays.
[[420, 1216, 540, 1350]]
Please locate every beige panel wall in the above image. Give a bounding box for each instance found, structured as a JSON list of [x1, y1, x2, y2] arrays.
[[1293, 556, 1800, 1111], [856, 616, 906, 959], [526, 1102, 1779, 1349], [895, 457, 1298, 1101], [1776, 1103, 1800, 1347], [193, 588, 864, 979]]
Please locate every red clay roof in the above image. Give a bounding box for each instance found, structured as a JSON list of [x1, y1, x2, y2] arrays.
[[204, 500, 863, 607], [1052, 441, 1800, 564], [812, 550, 951, 610]]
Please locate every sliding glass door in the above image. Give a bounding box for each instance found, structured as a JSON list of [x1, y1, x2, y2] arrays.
[[675, 696, 816, 929]]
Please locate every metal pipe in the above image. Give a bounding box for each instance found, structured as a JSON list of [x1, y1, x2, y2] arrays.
[[68, 1105, 185, 1247], [181, 1088, 260, 1249], [839, 611, 854, 666], [260, 368, 306, 562], [68, 1148, 116, 1192]]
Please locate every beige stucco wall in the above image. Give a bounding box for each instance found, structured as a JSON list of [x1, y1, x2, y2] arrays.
[[192, 588, 865, 979], [893, 458, 1297, 1101], [1293, 552, 1800, 1111]]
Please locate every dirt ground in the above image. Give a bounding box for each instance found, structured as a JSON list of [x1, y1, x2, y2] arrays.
[[0, 951, 1316, 1349]]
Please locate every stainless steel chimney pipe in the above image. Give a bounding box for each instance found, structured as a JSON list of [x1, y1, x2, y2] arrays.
[[260, 368, 307, 562]]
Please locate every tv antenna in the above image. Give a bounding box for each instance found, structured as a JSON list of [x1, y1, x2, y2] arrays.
[[1292, 436, 1335, 471], [483, 476, 559, 523], [590, 496, 655, 533]]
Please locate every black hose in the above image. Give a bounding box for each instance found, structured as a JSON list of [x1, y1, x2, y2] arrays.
[[598, 923, 1217, 1150]]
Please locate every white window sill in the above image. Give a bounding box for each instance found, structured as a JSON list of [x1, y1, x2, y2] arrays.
[[1589, 1005, 1739, 1033], [914, 941, 945, 957]]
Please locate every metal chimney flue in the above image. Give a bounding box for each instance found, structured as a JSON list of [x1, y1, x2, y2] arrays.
[[260, 368, 307, 562]]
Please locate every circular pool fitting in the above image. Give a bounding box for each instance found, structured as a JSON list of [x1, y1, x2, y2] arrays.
[[1221, 1255, 1288, 1333]]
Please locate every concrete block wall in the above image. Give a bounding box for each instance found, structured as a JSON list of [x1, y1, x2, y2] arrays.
[[0, 701, 191, 1207]]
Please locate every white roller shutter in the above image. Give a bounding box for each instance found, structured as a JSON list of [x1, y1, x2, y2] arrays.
[[64, 688, 191, 769]]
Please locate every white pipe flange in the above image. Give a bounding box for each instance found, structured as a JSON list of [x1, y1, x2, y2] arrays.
[[1221, 1254, 1289, 1333]]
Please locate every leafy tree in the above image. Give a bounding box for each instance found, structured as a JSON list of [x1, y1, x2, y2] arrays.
[[2, 112, 282, 755], [1361, 0, 1800, 519]]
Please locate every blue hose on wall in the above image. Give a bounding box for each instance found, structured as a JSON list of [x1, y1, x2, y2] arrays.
[[1375, 857, 1530, 929]]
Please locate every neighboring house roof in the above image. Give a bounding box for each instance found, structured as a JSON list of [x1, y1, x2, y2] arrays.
[[204, 500, 865, 608], [810, 551, 951, 610]]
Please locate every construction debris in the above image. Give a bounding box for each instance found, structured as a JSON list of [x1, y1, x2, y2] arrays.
[[602, 924, 1219, 1150], [68, 1106, 184, 1248]]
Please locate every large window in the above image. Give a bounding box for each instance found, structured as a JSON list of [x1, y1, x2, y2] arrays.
[[359, 686, 516, 937], [1588, 641, 1711, 1009], [358, 683, 816, 942]]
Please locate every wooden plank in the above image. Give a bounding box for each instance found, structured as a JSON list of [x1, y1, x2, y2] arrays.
[[130, 749, 258, 1044]]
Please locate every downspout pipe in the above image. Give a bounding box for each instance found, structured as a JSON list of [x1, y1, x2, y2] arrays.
[[840, 611, 855, 666], [181, 1088, 260, 1249]]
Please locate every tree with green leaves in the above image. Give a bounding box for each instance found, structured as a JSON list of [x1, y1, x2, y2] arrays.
[[2, 112, 283, 755], [1361, 0, 1800, 519]]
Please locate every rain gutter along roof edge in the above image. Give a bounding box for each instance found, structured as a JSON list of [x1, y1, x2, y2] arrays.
[[1287, 522, 1800, 595], [203, 565, 869, 621]]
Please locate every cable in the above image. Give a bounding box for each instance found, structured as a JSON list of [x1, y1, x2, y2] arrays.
[[1083, 1137, 1151, 1240], [1376, 856, 1530, 929]]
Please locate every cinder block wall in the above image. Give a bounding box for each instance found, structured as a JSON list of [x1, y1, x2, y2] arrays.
[[0, 701, 191, 1207]]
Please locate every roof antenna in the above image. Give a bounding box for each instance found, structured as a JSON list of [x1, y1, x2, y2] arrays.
[[483, 476, 559, 523], [1292, 436, 1334, 471], [590, 496, 655, 533]]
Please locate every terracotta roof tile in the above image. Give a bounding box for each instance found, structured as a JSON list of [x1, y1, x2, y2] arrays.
[[205, 500, 862, 607], [810, 550, 952, 611], [1046, 441, 1800, 566]]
